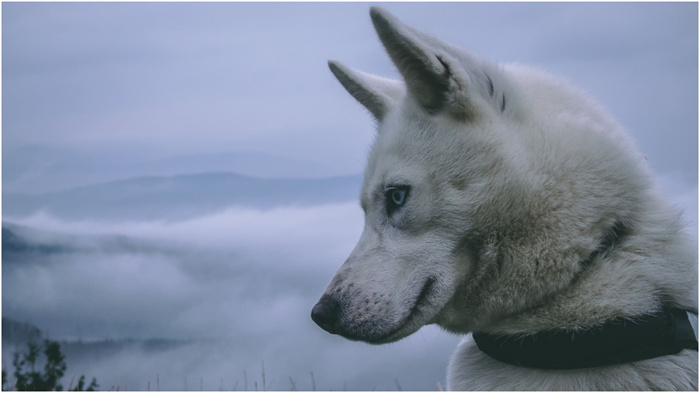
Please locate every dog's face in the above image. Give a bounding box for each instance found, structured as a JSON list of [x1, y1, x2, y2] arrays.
[[311, 8, 527, 343], [312, 103, 510, 343]]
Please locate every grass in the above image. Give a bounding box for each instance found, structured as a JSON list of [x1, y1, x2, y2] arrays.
[[8, 359, 438, 391], [101, 363, 321, 391]]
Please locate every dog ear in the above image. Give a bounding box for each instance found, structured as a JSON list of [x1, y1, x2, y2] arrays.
[[370, 7, 476, 118], [328, 60, 404, 121]]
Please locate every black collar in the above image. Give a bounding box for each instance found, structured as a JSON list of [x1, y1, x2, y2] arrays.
[[473, 307, 698, 370]]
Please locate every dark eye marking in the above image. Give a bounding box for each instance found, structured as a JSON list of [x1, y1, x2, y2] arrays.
[[486, 75, 494, 96], [384, 185, 411, 216]]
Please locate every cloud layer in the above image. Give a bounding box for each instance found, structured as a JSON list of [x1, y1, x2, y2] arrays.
[[3, 203, 461, 390]]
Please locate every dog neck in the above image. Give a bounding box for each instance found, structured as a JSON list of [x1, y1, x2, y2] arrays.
[[472, 307, 698, 369], [472, 220, 698, 369]]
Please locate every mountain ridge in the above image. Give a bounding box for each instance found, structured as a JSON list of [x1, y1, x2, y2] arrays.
[[3, 145, 350, 194], [3, 171, 363, 222]]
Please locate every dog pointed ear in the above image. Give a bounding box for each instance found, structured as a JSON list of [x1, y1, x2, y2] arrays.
[[328, 60, 403, 121], [370, 7, 475, 118]]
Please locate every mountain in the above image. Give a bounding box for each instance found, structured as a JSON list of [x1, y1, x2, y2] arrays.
[[2, 318, 43, 344], [2, 316, 189, 383], [3, 145, 346, 194], [2, 223, 173, 270], [2, 224, 75, 265], [3, 172, 362, 221]]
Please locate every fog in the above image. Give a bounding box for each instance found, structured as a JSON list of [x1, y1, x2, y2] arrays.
[[3, 203, 460, 390], [6, 203, 364, 338]]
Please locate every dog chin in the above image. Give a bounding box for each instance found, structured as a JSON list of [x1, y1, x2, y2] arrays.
[[338, 313, 426, 345], [366, 318, 428, 345]]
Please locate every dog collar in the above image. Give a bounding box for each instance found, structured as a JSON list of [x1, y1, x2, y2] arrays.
[[473, 307, 699, 370]]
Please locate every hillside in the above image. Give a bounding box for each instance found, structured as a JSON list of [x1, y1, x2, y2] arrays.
[[2, 318, 43, 344], [3, 172, 362, 221], [2, 317, 189, 384]]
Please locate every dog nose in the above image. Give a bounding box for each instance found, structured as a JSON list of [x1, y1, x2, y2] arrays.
[[311, 296, 340, 334]]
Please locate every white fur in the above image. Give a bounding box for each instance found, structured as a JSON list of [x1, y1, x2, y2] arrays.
[[314, 7, 698, 390]]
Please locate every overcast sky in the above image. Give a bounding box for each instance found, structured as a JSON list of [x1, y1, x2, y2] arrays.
[[2, 2, 698, 391], [3, 2, 698, 182]]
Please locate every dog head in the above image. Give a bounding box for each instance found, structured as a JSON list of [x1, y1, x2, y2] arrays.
[[312, 7, 647, 343]]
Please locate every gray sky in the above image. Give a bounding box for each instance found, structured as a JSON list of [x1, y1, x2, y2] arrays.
[[2, 2, 698, 391], [3, 2, 698, 182]]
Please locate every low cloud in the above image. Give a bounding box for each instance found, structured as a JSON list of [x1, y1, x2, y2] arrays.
[[5, 203, 365, 336], [5, 171, 696, 389], [4, 203, 460, 390]]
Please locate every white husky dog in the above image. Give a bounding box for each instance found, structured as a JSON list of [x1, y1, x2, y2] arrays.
[[311, 7, 698, 390]]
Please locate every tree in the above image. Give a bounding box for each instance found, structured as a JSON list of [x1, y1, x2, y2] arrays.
[[3, 339, 98, 391], [41, 340, 67, 390], [12, 341, 48, 390]]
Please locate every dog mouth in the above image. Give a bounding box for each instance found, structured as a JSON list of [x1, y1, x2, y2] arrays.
[[361, 276, 437, 344], [312, 275, 438, 344]]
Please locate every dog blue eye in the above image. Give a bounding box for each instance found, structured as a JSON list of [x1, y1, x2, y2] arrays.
[[385, 186, 410, 216], [391, 189, 406, 205]]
